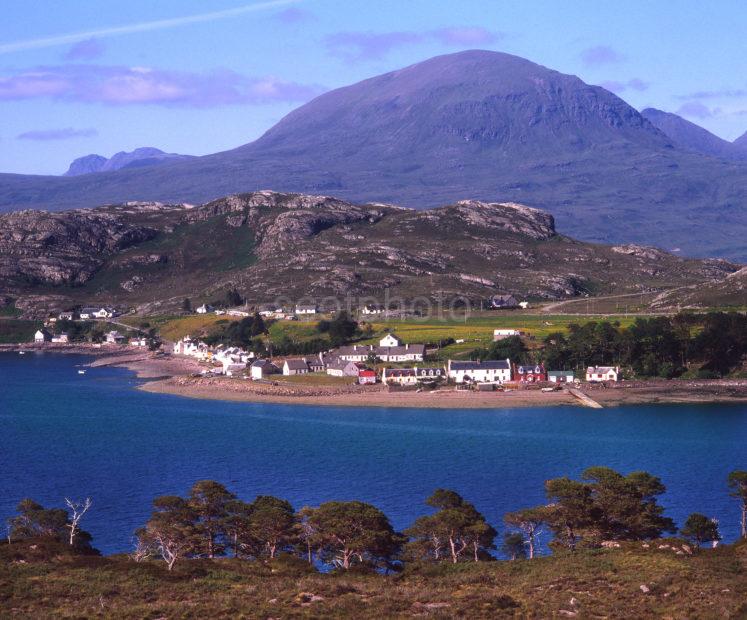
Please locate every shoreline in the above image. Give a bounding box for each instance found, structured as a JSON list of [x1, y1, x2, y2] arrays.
[[139, 374, 747, 410], [4, 343, 747, 409]]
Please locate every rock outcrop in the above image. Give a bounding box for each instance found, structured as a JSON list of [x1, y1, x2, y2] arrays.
[[0, 191, 741, 313]]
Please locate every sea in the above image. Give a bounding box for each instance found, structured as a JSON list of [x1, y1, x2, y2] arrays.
[[1, 351, 746, 555]]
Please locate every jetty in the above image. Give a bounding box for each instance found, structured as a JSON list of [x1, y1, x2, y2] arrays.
[[566, 387, 603, 409]]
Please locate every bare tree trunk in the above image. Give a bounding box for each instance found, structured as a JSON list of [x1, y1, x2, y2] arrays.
[[65, 498, 92, 546], [449, 537, 458, 563], [528, 527, 536, 559]]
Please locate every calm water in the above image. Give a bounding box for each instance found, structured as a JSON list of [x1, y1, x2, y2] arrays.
[[1, 352, 746, 555]]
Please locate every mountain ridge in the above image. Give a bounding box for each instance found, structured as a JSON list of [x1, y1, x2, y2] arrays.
[[0, 191, 740, 318], [1, 50, 746, 261], [641, 108, 747, 160], [64, 147, 192, 176]]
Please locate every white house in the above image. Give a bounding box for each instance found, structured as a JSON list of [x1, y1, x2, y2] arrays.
[[586, 366, 620, 382], [105, 330, 125, 344], [326, 359, 361, 377], [173, 336, 197, 356], [196, 304, 213, 314], [548, 370, 575, 383], [227, 309, 250, 317], [34, 329, 50, 343], [493, 329, 524, 341], [295, 304, 317, 315], [221, 359, 247, 376], [94, 307, 115, 319], [379, 333, 403, 347], [330, 341, 425, 363], [361, 304, 384, 315], [250, 359, 280, 380], [447, 359, 512, 384], [130, 336, 148, 347], [258, 306, 284, 318], [381, 366, 445, 386], [58, 311, 75, 320], [283, 359, 310, 375], [51, 333, 69, 343]]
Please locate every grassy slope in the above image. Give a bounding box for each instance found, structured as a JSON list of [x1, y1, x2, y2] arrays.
[[1, 541, 745, 618], [0, 319, 40, 344]]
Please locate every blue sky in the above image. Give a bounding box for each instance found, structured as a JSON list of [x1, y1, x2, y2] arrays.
[[2, 0, 746, 175]]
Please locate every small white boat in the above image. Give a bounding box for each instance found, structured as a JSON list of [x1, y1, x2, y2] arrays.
[[18, 351, 26, 355], [78, 369, 87, 375]]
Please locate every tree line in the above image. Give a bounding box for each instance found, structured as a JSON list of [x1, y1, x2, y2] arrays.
[[476, 313, 747, 379], [8, 469, 746, 571]]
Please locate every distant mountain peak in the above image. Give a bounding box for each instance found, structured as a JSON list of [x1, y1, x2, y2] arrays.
[[734, 130, 747, 150], [63, 147, 192, 176], [641, 108, 745, 160]]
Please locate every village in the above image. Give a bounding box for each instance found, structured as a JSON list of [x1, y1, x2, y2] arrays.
[[27, 299, 624, 398], [19, 293, 746, 410]]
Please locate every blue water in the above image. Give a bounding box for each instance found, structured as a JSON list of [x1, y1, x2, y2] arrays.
[[1, 352, 746, 555]]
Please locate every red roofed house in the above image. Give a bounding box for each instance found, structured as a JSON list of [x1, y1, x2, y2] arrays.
[[358, 369, 377, 385]]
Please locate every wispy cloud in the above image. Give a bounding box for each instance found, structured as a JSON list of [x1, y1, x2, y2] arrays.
[[677, 101, 719, 119], [325, 27, 504, 62], [64, 38, 105, 61], [325, 31, 423, 62], [431, 27, 503, 46], [275, 7, 313, 23], [0, 0, 299, 55], [580, 45, 624, 66], [600, 78, 650, 94], [0, 65, 324, 107], [677, 88, 747, 100], [17, 127, 98, 140]]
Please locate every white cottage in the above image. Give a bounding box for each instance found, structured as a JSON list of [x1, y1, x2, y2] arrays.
[[586, 366, 620, 382], [447, 359, 512, 384]]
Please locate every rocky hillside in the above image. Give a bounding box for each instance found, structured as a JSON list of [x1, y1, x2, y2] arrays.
[[1, 51, 746, 260], [0, 191, 741, 317]]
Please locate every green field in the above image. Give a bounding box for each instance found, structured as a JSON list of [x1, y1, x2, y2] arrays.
[[153, 311, 643, 357], [0, 319, 41, 344]]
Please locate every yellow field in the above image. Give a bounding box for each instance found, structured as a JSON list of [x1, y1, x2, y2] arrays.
[[146, 314, 231, 341], [151, 311, 640, 353]]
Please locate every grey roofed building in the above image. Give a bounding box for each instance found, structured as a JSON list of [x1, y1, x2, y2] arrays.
[[284, 358, 310, 371], [251, 359, 279, 370], [304, 356, 325, 372], [448, 360, 510, 371]]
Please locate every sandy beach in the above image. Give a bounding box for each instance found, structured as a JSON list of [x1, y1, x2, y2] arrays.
[[138, 372, 747, 409]]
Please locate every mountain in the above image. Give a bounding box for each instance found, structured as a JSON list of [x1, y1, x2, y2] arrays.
[[0, 191, 739, 318], [734, 131, 747, 151], [64, 154, 108, 176], [1, 50, 746, 261], [641, 108, 747, 160], [64, 147, 192, 176]]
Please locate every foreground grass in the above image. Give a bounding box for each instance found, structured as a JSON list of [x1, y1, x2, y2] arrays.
[[2, 540, 745, 618]]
